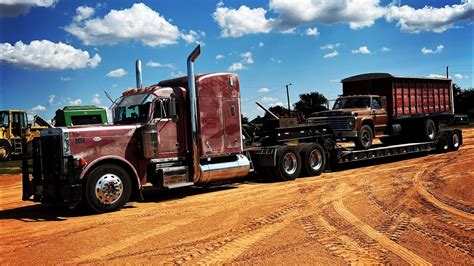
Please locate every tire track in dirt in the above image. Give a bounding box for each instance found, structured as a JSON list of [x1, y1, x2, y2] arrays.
[[332, 198, 430, 265], [299, 215, 384, 264], [414, 165, 474, 221]]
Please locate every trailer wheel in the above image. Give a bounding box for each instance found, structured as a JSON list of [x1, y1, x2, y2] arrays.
[[424, 119, 437, 141], [85, 164, 132, 213], [450, 131, 461, 151], [355, 125, 373, 149], [436, 132, 449, 153], [273, 146, 301, 181], [299, 143, 326, 177], [0, 140, 11, 161]]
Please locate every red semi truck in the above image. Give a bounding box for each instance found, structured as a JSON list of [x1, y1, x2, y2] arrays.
[[22, 46, 463, 213], [309, 73, 454, 149]]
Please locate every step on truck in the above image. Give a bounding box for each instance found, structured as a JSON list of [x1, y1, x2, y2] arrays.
[[22, 45, 462, 213]]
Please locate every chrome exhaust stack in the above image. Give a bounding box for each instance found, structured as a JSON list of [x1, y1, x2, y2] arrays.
[[187, 45, 202, 183], [135, 59, 142, 89]]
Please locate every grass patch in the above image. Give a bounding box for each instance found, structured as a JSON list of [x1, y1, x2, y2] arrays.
[[0, 160, 22, 174]]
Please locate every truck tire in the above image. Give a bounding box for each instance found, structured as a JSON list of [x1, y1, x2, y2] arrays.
[[424, 119, 437, 141], [436, 132, 449, 153], [85, 164, 132, 213], [355, 125, 373, 149], [450, 130, 461, 151], [0, 140, 12, 161], [299, 143, 326, 177], [272, 146, 301, 181]]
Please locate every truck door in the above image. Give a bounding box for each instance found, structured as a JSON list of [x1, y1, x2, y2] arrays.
[[153, 98, 182, 156], [371, 97, 388, 135]]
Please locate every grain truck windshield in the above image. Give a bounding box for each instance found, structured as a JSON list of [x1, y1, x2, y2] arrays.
[[333, 97, 370, 109], [113, 94, 154, 124]]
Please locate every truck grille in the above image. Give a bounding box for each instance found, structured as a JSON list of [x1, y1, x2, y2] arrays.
[[37, 135, 65, 182], [308, 117, 354, 131]]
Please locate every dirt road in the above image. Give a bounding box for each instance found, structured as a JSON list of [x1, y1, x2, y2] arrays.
[[1, 129, 473, 264]]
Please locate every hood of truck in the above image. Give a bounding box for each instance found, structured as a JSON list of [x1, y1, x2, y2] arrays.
[[311, 108, 369, 117], [67, 124, 141, 164]]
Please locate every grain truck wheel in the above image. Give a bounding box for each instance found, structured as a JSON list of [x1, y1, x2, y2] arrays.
[[450, 131, 461, 151], [85, 164, 132, 213], [300, 143, 326, 177], [424, 119, 437, 141], [273, 146, 301, 181], [355, 125, 373, 149], [436, 133, 449, 153], [0, 140, 12, 161]]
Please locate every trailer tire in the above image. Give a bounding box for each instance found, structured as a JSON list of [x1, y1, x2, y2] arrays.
[[299, 143, 326, 177], [450, 131, 461, 151], [272, 146, 301, 181], [0, 140, 11, 161], [424, 119, 437, 141], [436, 132, 450, 153], [355, 125, 373, 149], [85, 164, 132, 213]]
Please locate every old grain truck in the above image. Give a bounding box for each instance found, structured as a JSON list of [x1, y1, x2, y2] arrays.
[[309, 73, 454, 149], [22, 46, 462, 213]]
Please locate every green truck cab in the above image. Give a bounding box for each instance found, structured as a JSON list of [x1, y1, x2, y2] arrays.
[[54, 105, 107, 127]]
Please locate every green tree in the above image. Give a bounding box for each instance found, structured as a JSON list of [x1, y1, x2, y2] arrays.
[[453, 83, 474, 118], [293, 92, 328, 116]]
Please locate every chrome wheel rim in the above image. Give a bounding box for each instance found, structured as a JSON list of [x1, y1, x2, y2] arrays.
[[283, 153, 297, 175], [95, 173, 123, 205], [427, 124, 435, 140], [452, 134, 460, 148], [361, 130, 371, 146], [309, 149, 323, 172]]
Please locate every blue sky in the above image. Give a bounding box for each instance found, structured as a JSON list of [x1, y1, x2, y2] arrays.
[[0, 0, 472, 121]]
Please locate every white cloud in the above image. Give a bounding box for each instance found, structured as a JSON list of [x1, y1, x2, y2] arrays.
[[170, 71, 185, 78], [259, 87, 270, 93], [385, 2, 473, 33], [454, 73, 468, 79], [0, 0, 57, 17], [381, 47, 391, 52], [241, 51, 254, 64], [48, 95, 56, 105], [73, 6, 94, 22], [181, 30, 205, 45], [320, 43, 341, 50], [306, 27, 320, 36], [228, 62, 246, 71], [427, 74, 446, 78], [271, 57, 282, 64], [213, 3, 274, 37], [65, 3, 182, 47], [0, 40, 101, 70], [146, 61, 174, 69], [280, 27, 296, 34], [106, 68, 127, 78], [216, 54, 225, 60], [91, 93, 101, 105], [269, 0, 385, 30], [352, 46, 371, 54], [421, 44, 444, 54], [269, 101, 285, 107], [262, 96, 279, 103], [323, 51, 339, 59], [258, 41, 264, 47], [330, 79, 340, 83], [68, 99, 82, 106], [60, 76, 71, 81], [32, 105, 46, 112]]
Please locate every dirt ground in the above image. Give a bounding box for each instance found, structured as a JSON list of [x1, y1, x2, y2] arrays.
[[1, 129, 473, 264]]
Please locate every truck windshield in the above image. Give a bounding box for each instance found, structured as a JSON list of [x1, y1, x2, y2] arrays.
[[333, 97, 370, 109], [113, 94, 154, 124]]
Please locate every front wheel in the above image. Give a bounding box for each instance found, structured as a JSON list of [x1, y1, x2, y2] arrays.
[[85, 164, 132, 213], [0, 140, 12, 161], [355, 125, 373, 149]]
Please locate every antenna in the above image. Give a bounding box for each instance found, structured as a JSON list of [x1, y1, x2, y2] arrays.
[[104, 90, 116, 105]]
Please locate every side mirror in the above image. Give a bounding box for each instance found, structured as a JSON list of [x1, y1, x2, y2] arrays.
[[380, 96, 387, 109], [169, 97, 179, 122]]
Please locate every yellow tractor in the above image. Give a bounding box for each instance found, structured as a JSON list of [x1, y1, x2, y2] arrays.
[[0, 110, 49, 160]]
